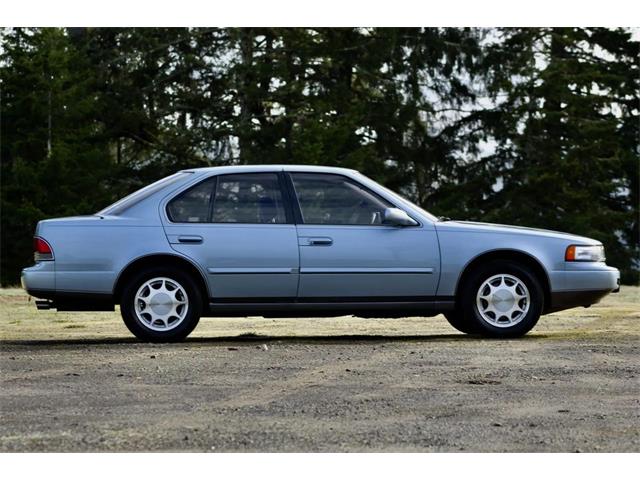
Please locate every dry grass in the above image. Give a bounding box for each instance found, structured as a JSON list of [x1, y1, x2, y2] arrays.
[[1, 286, 638, 342]]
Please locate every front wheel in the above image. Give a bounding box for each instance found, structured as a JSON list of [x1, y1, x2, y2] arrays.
[[120, 268, 202, 342], [458, 261, 544, 337], [444, 311, 479, 334]]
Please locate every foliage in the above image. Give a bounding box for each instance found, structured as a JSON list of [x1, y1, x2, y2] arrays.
[[1, 27, 638, 284]]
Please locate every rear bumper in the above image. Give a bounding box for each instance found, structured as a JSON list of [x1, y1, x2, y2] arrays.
[[21, 263, 55, 295], [24, 289, 115, 311], [22, 266, 114, 312]]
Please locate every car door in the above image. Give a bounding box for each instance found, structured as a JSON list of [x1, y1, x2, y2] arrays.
[[162, 172, 299, 299], [289, 172, 440, 299]]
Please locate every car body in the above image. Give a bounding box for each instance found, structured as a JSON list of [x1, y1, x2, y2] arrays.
[[22, 165, 620, 341]]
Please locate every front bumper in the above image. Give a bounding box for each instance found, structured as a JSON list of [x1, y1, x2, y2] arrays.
[[548, 289, 615, 313], [547, 265, 620, 313]]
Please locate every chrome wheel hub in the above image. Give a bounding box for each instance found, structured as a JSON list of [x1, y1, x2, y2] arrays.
[[134, 277, 188, 331], [476, 274, 530, 328]]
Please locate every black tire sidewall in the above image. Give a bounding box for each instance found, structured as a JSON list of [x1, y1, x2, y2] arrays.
[[444, 310, 480, 334], [461, 261, 543, 337], [121, 267, 202, 342]]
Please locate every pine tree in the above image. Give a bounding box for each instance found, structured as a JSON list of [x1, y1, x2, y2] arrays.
[[465, 28, 639, 283], [1, 28, 637, 285], [1, 28, 113, 284]]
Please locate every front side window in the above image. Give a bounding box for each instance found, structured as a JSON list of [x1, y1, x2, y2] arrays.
[[212, 173, 287, 224], [291, 173, 392, 225]]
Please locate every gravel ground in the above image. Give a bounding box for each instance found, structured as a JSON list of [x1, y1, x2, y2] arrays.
[[1, 287, 638, 452]]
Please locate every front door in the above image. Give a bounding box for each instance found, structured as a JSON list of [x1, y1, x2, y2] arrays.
[[162, 172, 299, 299], [289, 172, 440, 300]]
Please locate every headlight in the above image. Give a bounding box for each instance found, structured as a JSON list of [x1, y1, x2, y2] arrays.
[[565, 245, 605, 262]]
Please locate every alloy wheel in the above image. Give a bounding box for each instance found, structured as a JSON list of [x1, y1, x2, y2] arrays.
[[475, 273, 530, 328], [134, 277, 189, 331]]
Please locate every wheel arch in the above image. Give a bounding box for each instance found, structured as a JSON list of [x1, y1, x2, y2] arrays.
[[454, 249, 551, 312], [113, 253, 209, 304]]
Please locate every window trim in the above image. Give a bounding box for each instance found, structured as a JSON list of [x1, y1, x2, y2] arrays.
[[285, 172, 421, 227], [281, 172, 304, 225], [165, 172, 293, 225]]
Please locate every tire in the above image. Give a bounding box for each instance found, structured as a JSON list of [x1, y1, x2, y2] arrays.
[[444, 310, 480, 334], [120, 267, 202, 342], [458, 260, 544, 338]]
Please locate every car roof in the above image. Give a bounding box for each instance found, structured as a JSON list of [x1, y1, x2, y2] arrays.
[[181, 165, 358, 175]]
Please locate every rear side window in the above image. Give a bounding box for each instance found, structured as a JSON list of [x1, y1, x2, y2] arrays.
[[212, 173, 286, 224], [166, 173, 287, 224], [167, 177, 216, 223], [291, 173, 392, 225]]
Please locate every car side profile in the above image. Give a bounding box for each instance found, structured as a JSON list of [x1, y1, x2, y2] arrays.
[[22, 165, 620, 341]]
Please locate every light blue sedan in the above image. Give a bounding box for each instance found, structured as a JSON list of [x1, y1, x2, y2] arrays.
[[22, 165, 620, 341]]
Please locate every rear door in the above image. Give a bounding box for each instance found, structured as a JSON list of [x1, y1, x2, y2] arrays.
[[288, 172, 440, 299], [162, 172, 299, 300]]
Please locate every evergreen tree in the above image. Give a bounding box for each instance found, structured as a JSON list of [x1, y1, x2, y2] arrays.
[[475, 28, 638, 283], [1, 28, 112, 284], [0, 27, 637, 284]]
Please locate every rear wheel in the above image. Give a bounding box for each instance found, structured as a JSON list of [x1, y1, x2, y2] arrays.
[[457, 260, 544, 337], [120, 267, 202, 342]]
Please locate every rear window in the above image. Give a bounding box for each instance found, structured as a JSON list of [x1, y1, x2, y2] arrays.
[[97, 172, 191, 216]]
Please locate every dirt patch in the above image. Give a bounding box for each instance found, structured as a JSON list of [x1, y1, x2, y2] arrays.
[[1, 287, 638, 452]]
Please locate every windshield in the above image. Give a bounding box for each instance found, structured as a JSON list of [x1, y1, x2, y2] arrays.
[[392, 194, 440, 223], [354, 173, 440, 222], [97, 172, 192, 216]]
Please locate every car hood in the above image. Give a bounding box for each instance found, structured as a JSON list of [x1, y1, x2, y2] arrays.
[[436, 220, 600, 245]]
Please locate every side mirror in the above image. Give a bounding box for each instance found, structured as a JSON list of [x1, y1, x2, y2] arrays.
[[383, 207, 418, 227]]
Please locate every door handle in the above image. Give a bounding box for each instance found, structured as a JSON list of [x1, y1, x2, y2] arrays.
[[177, 235, 203, 244], [308, 237, 333, 246]]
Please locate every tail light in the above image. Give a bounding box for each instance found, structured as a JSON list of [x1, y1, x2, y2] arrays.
[[34, 237, 54, 261]]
